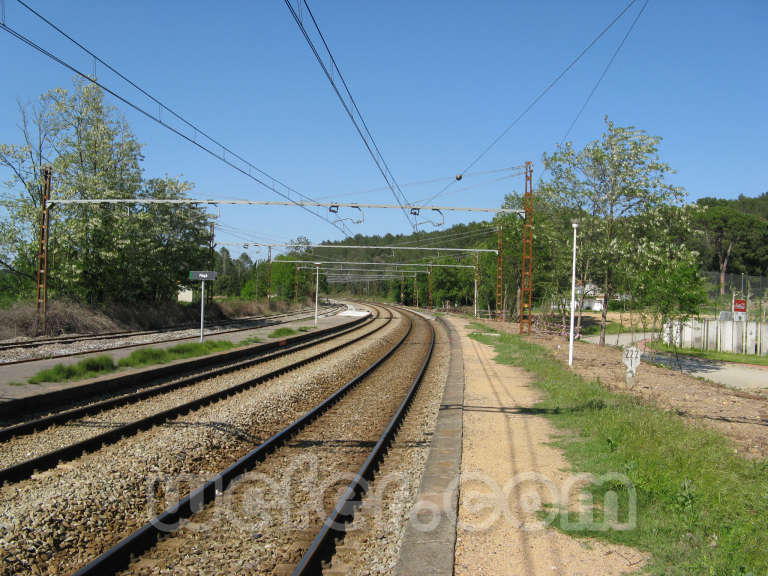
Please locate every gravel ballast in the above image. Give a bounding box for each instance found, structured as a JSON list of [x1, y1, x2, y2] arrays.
[[0, 307, 403, 575], [117, 310, 434, 575]]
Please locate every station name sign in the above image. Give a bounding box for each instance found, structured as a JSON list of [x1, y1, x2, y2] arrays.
[[189, 270, 217, 281]]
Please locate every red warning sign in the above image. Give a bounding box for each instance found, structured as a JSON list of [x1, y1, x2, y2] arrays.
[[734, 299, 747, 313]]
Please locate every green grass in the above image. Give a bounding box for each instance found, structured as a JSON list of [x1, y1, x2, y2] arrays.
[[646, 340, 768, 367], [468, 325, 768, 575], [28, 355, 118, 384], [298, 326, 314, 332], [268, 327, 299, 338], [23, 335, 263, 384], [116, 340, 236, 369]]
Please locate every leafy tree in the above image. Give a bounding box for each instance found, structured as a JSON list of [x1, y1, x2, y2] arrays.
[[0, 79, 211, 304], [694, 198, 767, 290], [539, 117, 685, 345]]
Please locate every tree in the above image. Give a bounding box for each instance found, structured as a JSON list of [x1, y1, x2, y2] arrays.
[[694, 198, 766, 292], [539, 117, 685, 345], [0, 79, 211, 305]]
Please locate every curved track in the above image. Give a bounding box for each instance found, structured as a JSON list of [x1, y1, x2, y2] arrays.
[[69, 306, 434, 575], [0, 303, 345, 365], [0, 305, 388, 484]]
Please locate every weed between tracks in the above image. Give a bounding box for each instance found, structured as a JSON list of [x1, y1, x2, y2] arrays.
[[468, 323, 768, 575], [267, 327, 300, 338], [25, 336, 262, 384]]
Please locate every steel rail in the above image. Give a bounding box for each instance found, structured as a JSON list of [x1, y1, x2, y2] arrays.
[[0, 305, 331, 353], [293, 313, 435, 574], [0, 304, 344, 365], [72, 304, 416, 575], [0, 309, 376, 444], [0, 304, 346, 422], [0, 307, 391, 485]]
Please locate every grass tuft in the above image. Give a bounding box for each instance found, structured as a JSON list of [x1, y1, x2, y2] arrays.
[[469, 327, 768, 574], [28, 355, 116, 384], [22, 334, 266, 384], [268, 327, 299, 338]]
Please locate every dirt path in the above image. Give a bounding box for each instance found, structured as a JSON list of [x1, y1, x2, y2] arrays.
[[447, 317, 646, 576]]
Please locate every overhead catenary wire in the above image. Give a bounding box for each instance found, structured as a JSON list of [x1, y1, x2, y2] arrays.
[[312, 164, 527, 201], [562, 0, 649, 142], [423, 0, 640, 205], [283, 0, 416, 229], [1, 0, 350, 237]]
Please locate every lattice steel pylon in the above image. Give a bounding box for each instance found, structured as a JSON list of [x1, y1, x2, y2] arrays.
[[294, 263, 299, 305], [266, 245, 272, 302], [496, 225, 503, 320], [35, 167, 52, 335], [428, 266, 433, 308], [520, 161, 534, 334]]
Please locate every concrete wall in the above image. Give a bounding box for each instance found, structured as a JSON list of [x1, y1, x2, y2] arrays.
[[664, 318, 767, 356]]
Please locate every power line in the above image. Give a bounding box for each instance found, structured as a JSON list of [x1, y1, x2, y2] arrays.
[[313, 164, 526, 201], [283, 0, 416, 229], [562, 0, 649, 142], [423, 0, 639, 205], [1, 0, 350, 237]]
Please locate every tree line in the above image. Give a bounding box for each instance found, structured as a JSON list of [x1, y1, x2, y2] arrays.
[[0, 80, 212, 305], [4, 80, 764, 345]]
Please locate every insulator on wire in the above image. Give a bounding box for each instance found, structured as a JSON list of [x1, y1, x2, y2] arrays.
[[455, 174, 463, 181]]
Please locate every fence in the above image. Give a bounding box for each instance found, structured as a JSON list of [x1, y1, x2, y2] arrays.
[[663, 318, 768, 356], [702, 271, 768, 322]]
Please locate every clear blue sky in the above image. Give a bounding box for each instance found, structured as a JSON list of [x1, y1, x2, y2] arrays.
[[1, 1, 766, 259]]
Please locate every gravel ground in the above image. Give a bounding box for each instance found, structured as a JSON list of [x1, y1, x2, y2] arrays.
[[0, 306, 338, 365], [0, 307, 403, 576], [117, 310, 433, 575], [326, 319, 449, 575], [0, 311, 384, 470]]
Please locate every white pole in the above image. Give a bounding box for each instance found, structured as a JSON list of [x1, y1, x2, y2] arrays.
[[569, 223, 578, 367], [314, 266, 319, 327], [474, 270, 478, 319], [200, 279, 205, 343]]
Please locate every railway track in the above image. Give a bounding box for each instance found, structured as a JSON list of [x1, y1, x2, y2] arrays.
[[0, 306, 388, 484], [0, 303, 345, 365], [1, 303, 406, 576], [67, 306, 435, 575]]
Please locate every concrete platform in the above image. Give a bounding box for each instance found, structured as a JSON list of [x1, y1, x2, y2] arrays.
[[0, 308, 349, 402], [396, 316, 464, 576]]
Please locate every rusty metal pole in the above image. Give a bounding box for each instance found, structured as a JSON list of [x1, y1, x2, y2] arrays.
[[428, 266, 433, 309], [35, 167, 52, 335], [474, 253, 479, 318], [266, 245, 272, 303], [294, 263, 299, 306], [207, 223, 214, 305], [496, 225, 503, 321], [520, 161, 534, 334]]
